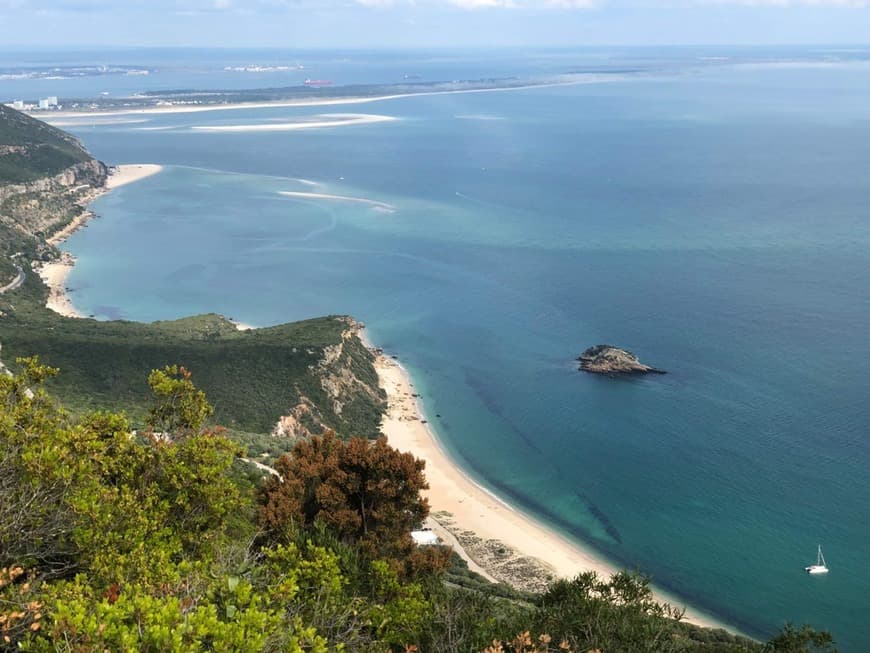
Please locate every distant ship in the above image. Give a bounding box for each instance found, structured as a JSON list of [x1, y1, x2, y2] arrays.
[[304, 78, 332, 87]]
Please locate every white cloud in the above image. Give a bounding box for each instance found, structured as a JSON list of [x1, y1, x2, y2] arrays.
[[448, 0, 515, 8], [354, 0, 399, 7], [352, 0, 597, 7], [544, 0, 597, 6], [690, 0, 868, 4]]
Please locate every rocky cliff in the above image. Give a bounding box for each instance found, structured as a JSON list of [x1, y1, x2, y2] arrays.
[[0, 158, 107, 238], [0, 105, 108, 284], [274, 318, 386, 440]]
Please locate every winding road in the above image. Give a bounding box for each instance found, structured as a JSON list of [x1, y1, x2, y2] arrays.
[[0, 265, 24, 294]]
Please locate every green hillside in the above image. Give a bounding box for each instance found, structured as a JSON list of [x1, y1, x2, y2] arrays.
[[0, 106, 108, 285], [0, 104, 92, 183], [0, 273, 385, 441]]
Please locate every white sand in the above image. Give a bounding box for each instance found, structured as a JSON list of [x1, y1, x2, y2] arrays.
[[191, 113, 396, 133], [278, 190, 395, 211], [45, 118, 150, 127], [36, 257, 82, 319], [106, 163, 163, 189], [375, 353, 735, 632]]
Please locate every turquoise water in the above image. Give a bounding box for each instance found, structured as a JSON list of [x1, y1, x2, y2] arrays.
[[54, 61, 870, 648]]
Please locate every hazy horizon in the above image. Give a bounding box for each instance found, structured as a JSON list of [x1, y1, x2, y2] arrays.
[[2, 1, 870, 49]]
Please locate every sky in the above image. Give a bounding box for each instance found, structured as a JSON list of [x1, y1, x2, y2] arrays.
[[0, 0, 869, 48]]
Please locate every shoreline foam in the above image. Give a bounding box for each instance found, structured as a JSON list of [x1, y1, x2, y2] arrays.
[[372, 348, 736, 633], [36, 163, 163, 318]]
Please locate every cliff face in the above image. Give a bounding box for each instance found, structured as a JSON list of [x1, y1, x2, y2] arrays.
[[0, 158, 107, 238], [274, 318, 387, 440], [0, 105, 108, 284]]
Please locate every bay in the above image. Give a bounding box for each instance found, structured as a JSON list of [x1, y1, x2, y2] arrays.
[[47, 55, 870, 649]]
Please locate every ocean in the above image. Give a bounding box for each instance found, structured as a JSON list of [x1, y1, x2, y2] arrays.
[[5, 48, 870, 649]]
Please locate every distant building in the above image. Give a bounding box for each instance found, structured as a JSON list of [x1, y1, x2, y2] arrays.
[[11, 100, 24, 110], [47, 96, 58, 107], [38, 99, 50, 110]]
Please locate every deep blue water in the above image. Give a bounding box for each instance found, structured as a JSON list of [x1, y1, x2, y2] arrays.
[[8, 52, 870, 649]]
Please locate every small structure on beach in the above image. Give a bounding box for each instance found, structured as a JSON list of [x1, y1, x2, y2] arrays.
[[410, 528, 440, 546]]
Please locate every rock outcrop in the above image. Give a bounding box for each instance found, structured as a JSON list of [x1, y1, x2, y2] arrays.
[[272, 318, 386, 440], [578, 345, 665, 376]]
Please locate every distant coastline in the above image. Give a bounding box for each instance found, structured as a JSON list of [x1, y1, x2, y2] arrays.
[[36, 74, 614, 121]]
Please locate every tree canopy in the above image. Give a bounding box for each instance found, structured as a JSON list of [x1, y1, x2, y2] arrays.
[[259, 431, 446, 576]]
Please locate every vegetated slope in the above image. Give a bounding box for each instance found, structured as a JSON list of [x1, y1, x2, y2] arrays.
[[0, 104, 92, 183], [0, 274, 385, 440], [0, 105, 107, 284], [0, 105, 385, 441]]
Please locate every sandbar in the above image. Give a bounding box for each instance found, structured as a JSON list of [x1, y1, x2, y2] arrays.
[[106, 163, 163, 189], [374, 352, 736, 632], [191, 113, 396, 133]]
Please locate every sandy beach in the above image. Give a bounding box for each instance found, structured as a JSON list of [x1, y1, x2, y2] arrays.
[[37, 255, 82, 318], [375, 352, 734, 632], [36, 164, 163, 318], [105, 163, 163, 190]]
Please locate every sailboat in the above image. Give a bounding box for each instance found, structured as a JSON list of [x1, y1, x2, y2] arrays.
[[805, 545, 829, 574]]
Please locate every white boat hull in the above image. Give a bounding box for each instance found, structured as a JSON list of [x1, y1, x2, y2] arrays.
[[805, 565, 829, 574]]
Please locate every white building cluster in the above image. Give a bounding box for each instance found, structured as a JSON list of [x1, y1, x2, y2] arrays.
[[5, 96, 60, 111]]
